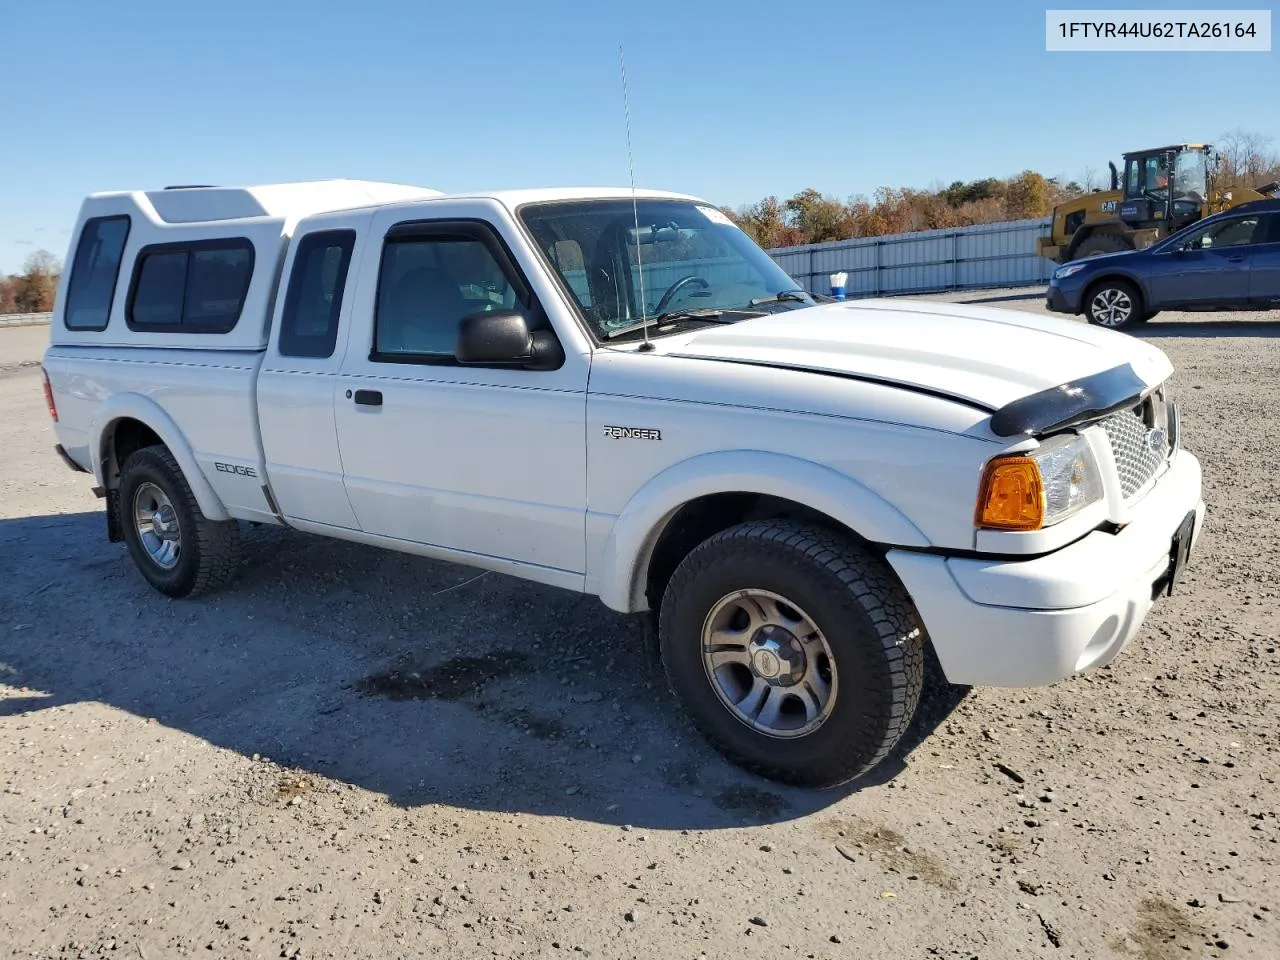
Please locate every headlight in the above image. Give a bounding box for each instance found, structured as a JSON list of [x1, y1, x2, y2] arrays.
[[1053, 263, 1087, 280], [976, 434, 1104, 531]]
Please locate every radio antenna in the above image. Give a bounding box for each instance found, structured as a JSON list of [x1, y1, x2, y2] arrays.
[[619, 44, 652, 351]]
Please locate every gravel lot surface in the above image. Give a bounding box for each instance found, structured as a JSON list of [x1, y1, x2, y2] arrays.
[[2, 297, 1278, 959]]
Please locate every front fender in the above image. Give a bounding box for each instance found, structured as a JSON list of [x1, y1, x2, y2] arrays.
[[593, 449, 929, 613], [91, 393, 231, 522]]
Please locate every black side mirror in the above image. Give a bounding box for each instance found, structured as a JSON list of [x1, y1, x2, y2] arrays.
[[455, 309, 563, 370]]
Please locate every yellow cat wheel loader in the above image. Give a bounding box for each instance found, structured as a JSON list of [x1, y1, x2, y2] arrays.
[[1038, 144, 1278, 263]]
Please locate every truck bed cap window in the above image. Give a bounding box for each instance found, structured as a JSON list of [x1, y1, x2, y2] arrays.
[[127, 238, 254, 333], [64, 216, 131, 331]]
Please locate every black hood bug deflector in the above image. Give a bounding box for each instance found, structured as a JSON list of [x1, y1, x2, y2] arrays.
[[989, 363, 1149, 438]]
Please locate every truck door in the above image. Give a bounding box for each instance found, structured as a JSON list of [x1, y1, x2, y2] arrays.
[[257, 217, 368, 528], [332, 202, 589, 578]]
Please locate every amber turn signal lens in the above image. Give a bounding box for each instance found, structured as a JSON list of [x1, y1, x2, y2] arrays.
[[976, 457, 1044, 531]]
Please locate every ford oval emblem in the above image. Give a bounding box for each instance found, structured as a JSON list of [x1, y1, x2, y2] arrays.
[[1146, 428, 1167, 453]]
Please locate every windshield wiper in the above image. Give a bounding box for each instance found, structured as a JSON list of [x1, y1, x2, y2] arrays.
[[604, 308, 764, 340], [749, 289, 813, 307]]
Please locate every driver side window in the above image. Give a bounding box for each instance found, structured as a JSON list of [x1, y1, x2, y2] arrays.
[[1182, 216, 1260, 250], [373, 232, 525, 361]]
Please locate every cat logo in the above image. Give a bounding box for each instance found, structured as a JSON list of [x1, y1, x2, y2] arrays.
[[1100, 200, 1118, 214]]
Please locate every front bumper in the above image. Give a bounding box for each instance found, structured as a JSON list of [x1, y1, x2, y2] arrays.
[[1045, 283, 1077, 314], [888, 449, 1204, 687]]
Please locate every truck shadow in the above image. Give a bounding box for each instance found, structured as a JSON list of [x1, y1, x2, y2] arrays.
[[0, 510, 968, 830]]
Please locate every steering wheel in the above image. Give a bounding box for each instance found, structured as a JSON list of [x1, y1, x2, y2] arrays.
[[653, 275, 709, 315]]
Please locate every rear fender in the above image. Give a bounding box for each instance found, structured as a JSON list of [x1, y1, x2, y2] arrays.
[[91, 393, 230, 522], [594, 450, 929, 613]]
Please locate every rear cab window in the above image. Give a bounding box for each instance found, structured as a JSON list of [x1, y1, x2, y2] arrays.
[[127, 239, 254, 333], [278, 230, 357, 359], [63, 216, 131, 330]]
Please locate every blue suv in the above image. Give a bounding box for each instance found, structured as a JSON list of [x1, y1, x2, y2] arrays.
[[1046, 198, 1280, 330]]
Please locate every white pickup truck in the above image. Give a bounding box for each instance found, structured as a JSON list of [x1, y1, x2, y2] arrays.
[[42, 179, 1205, 788]]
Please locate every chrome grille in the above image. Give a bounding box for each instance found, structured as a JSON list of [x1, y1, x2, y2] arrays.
[[1100, 404, 1168, 498]]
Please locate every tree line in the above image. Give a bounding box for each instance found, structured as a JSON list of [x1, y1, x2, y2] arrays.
[[723, 170, 1072, 249], [1, 250, 61, 314]]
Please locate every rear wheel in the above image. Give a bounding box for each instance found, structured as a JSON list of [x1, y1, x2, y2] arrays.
[[1084, 278, 1145, 330], [118, 445, 240, 598], [1074, 234, 1132, 258], [657, 520, 925, 788]]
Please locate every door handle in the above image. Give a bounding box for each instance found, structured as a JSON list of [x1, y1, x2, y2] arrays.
[[353, 389, 383, 406], [1226, 255, 1246, 263]]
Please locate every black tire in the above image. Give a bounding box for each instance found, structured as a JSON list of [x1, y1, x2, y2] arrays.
[[657, 520, 925, 789], [1083, 277, 1146, 330], [118, 445, 240, 598], [1074, 233, 1132, 258]]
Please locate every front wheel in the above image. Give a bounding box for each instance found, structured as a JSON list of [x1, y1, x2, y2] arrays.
[[1085, 279, 1145, 330], [658, 521, 925, 788], [1074, 234, 1132, 258]]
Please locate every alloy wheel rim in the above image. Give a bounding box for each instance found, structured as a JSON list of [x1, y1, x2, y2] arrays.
[[1091, 288, 1133, 327], [133, 482, 182, 570], [700, 589, 837, 739]]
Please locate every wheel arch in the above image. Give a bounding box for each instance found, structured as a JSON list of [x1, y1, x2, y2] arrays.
[[92, 394, 231, 521], [592, 450, 929, 614]]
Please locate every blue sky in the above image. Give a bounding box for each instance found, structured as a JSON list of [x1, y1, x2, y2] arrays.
[[2, 0, 1276, 273]]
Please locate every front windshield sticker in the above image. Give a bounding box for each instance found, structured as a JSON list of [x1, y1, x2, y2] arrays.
[[696, 205, 737, 228]]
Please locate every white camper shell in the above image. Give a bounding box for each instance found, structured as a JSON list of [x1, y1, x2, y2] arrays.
[[52, 180, 442, 351]]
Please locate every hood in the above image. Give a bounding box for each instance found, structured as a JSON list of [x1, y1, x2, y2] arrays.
[[1064, 249, 1138, 268], [661, 298, 1173, 412]]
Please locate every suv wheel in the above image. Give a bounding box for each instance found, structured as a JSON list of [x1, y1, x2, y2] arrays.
[[118, 445, 241, 598], [658, 520, 925, 788], [1085, 279, 1145, 330]]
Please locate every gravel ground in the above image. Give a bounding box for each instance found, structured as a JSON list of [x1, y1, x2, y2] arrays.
[[1, 297, 1278, 960]]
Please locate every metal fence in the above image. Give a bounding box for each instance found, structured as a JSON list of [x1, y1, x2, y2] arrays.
[[767, 217, 1054, 298], [0, 312, 53, 327]]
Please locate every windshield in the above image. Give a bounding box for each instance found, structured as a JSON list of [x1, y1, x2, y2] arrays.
[[1173, 149, 1207, 201], [518, 198, 809, 339]]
